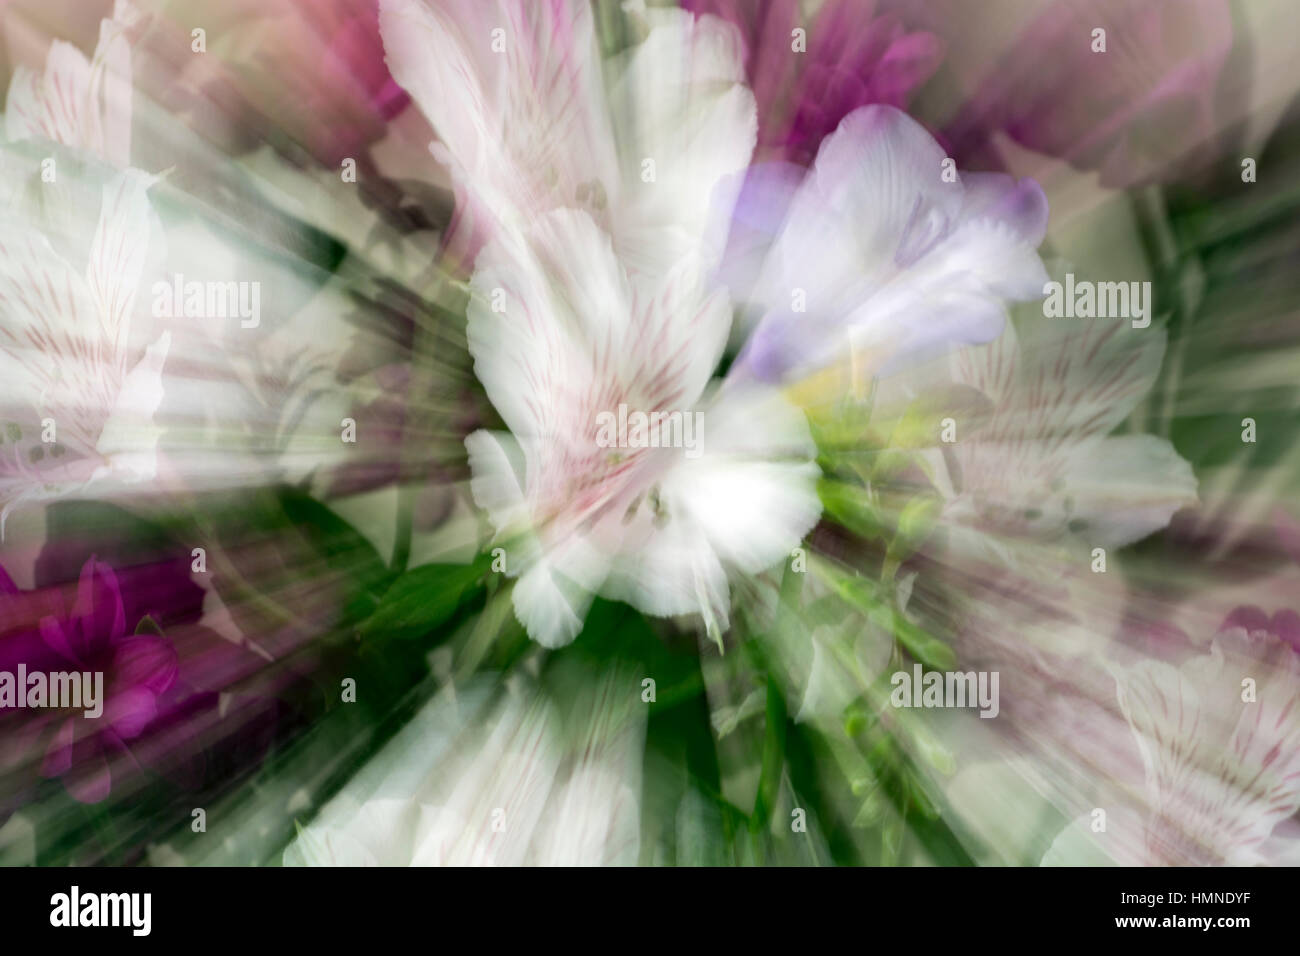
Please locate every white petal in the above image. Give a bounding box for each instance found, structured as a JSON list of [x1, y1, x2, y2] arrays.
[[466, 210, 631, 445], [0, 228, 99, 404], [528, 668, 645, 865], [379, 0, 616, 244], [88, 169, 157, 351], [90, 5, 137, 168], [615, 520, 731, 639], [1040, 808, 1145, 866], [413, 693, 561, 865], [94, 330, 170, 481], [531, 767, 640, 865], [664, 385, 821, 575], [758, 106, 961, 319], [3, 43, 94, 152], [283, 796, 432, 867], [611, 11, 756, 274], [1060, 434, 1197, 548], [1112, 637, 1300, 865], [511, 541, 605, 649], [464, 429, 529, 535], [282, 820, 382, 867]]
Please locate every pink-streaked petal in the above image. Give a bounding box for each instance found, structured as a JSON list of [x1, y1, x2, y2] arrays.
[[1112, 632, 1300, 864], [951, 320, 1168, 500], [2, 3, 138, 166], [89, 4, 138, 168], [379, 0, 616, 256], [0, 228, 102, 408], [87, 170, 157, 352], [3, 42, 94, 151]]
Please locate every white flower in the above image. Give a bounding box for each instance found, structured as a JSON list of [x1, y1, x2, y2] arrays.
[[899, 312, 1196, 671], [4, 0, 140, 167], [940, 313, 1197, 557], [730, 106, 1050, 382], [284, 668, 645, 866], [0, 167, 169, 533], [1044, 619, 1300, 866], [378, 0, 755, 275], [381, 0, 818, 646], [464, 211, 820, 648]]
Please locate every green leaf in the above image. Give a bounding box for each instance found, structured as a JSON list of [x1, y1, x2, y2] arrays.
[[278, 487, 388, 582], [277, 486, 392, 620], [868, 448, 913, 483], [851, 780, 886, 828], [831, 576, 891, 630], [818, 479, 887, 540], [881, 815, 905, 865], [359, 556, 490, 641], [908, 775, 942, 821], [889, 495, 942, 561], [134, 615, 164, 637], [891, 612, 957, 671], [749, 678, 788, 834]]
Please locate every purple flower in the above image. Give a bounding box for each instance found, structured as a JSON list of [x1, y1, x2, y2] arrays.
[[0, 552, 285, 811], [1220, 605, 1300, 655], [722, 106, 1049, 385], [0, 558, 177, 803], [935, 0, 1233, 187], [685, 0, 945, 165]]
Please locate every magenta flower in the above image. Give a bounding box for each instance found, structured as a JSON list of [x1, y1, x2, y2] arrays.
[[0, 542, 298, 824], [685, 0, 944, 165], [0, 558, 177, 803], [937, 0, 1232, 187], [287, 0, 411, 164], [135, 0, 408, 168], [1219, 605, 1300, 655]]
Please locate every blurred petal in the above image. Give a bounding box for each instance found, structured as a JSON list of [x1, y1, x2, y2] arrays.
[[110, 634, 178, 696], [72, 556, 125, 648]]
